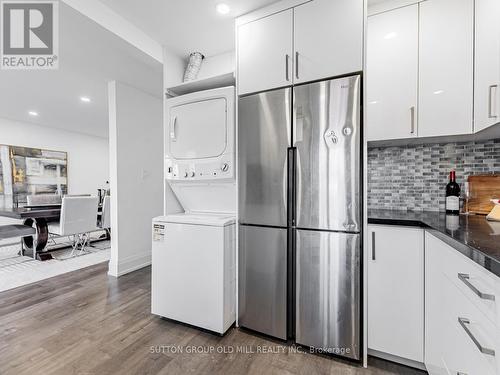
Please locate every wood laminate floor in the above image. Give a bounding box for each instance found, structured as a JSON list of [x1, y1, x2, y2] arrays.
[[0, 262, 426, 375]]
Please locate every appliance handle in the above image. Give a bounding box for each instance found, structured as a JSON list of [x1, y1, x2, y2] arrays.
[[458, 273, 495, 301], [285, 54, 290, 82], [282, 155, 287, 217], [488, 84, 498, 119], [371, 231, 376, 260], [287, 148, 296, 227], [170, 116, 177, 141], [295, 150, 301, 223], [458, 317, 495, 356], [295, 52, 299, 80], [410, 106, 415, 134]]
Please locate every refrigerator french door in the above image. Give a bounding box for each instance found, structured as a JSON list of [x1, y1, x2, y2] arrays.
[[238, 88, 291, 340], [238, 75, 361, 360]]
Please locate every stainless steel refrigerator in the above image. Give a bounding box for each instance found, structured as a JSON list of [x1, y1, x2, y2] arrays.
[[238, 75, 361, 361]]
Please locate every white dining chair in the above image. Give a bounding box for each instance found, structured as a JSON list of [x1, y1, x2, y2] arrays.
[[26, 194, 62, 206], [48, 196, 99, 257], [99, 196, 111, 235]]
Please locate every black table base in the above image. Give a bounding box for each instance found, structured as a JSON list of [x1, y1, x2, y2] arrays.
[[22, 217, 49, 253]]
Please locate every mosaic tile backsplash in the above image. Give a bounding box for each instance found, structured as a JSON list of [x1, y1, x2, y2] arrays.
[[368, 138, 500, 211]]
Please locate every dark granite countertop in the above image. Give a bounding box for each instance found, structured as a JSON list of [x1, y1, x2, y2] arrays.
[[369, 209, 500, 278]]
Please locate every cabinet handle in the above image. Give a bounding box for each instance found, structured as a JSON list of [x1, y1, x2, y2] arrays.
[[458, 273, 495, 301], [458, 317, 495, 356], [410, 106, 415, 134], [371, 231, 376, 260], [285, 54, 290, 82], [488, 84, 498, 119], [295, 51, 299, 80]]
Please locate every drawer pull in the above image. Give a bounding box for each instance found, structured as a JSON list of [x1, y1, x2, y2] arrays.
[[458, 317, 495, 356], [458, 273, 495, 301]]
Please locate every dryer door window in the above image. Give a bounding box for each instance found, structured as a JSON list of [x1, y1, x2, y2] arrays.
[[169, 98, 227, 159]]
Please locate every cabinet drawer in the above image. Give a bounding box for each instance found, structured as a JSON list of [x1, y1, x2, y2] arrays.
[[440, 271, 499, 375], [426, 233, 500, 328]]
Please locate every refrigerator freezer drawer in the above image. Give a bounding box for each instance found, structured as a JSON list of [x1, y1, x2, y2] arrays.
[[238, 88, 291, 227], [296, 229, 361, 360], [238, 225, 287, 340], [294, 75, 361, 232]]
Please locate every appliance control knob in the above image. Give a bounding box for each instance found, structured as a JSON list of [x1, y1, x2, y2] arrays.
[[190, 172, 195, 177], [183, 172, 188, 178], [221, 163, 229, 172]]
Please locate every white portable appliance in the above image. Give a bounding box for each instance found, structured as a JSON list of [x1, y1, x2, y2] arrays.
[[152, 86, 236, 335], [152, 214, 236, 334]]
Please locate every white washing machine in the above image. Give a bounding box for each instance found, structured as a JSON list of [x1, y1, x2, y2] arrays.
[[152, 86, 237, 334], [151, 213, 236, 334]]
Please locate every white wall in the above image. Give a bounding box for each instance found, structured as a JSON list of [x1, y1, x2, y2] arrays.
[[62, 0, 163, 62], [0, 116, 109, 195], [108, 81, 163, 277], [197, 51, 235, 80]]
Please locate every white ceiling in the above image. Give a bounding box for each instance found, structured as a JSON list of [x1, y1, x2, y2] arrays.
[[98, 0, 280, 57], [0, 3, 163, 138]]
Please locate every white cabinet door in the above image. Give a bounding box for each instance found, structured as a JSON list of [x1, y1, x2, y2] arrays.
[[293, 0, 363, 84], [474, 0, 500, 132], [419, 0, 474, 137], [368, 225, 424, 363], [424, 232, 448, 375], [237, 10, 293, 96], [366, 5, 418, 141]]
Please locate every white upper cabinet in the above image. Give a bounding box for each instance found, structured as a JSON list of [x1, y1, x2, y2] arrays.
[[474, 0, 500, 132], [237, 10, 293, 96], [418, 0, 474, 137], [293, 0, 363, 84], [237, 0, 363, 96], [368, 225, 424, 363], [367, 5, 418, 141]]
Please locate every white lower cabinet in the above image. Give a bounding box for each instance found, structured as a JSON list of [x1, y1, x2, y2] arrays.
[[425, 232, 500, 375], [368, 225, 424, 364]]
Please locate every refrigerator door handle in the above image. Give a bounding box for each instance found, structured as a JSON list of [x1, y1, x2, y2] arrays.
[[295, 151, 302, 223], [282, 156, 287, 216], [287, 148, 296, 227]]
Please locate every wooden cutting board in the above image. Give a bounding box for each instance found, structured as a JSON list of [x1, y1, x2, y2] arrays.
[[467, 175, 500, 215]]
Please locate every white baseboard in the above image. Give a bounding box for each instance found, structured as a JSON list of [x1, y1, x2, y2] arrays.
[[368, 349, 427, 371], [108, 251, 151, 277]]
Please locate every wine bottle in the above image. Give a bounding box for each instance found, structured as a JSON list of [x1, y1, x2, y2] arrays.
[[445, 170, 460, 214]]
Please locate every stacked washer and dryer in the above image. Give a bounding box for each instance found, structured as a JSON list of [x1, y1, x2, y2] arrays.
[[151, 86, 236, 335]]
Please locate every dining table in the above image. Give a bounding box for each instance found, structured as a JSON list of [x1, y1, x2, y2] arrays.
[[0, 202, 104, 259], [0, 204, 61, 256]]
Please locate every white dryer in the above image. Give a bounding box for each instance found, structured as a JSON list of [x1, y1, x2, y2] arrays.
[[164, 86, 236, 214], [151, 213, 236, 334]]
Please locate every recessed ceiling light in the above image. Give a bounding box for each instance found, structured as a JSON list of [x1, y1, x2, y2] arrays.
[[28, 111, 39, 116], [369, 100, 379, 105], [384, 32, 397, 40], [80, 96, 91, 103], [216, 3, 230, 15], [433, 89, 445, 95]]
